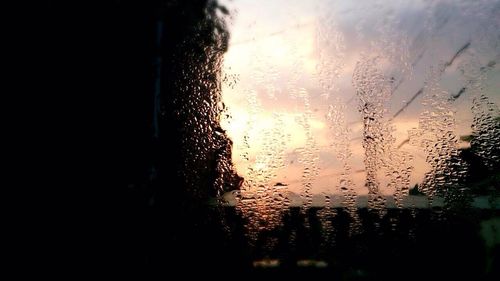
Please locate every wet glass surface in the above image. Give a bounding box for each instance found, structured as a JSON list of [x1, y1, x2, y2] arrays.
[[45, 0, 500, 276], [215, 0, 499, 224], [199, 0, 500, 275]]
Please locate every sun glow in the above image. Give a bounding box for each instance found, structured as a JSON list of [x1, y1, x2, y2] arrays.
[[222, 107, 326, 163]]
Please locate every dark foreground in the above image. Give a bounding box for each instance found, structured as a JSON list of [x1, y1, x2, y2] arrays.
[[93, 202, 500, 280]]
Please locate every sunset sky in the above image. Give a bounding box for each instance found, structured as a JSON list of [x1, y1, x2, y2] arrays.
[[220, 0, 500, 195]]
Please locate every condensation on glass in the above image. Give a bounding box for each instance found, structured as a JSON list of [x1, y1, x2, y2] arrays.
[[196, 0, 500, 251]]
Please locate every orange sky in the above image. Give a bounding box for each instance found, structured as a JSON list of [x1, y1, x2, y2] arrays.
[[220, 0, 500, 195]]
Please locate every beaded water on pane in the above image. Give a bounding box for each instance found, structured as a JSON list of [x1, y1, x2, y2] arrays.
[[214, 0, 500, 249]]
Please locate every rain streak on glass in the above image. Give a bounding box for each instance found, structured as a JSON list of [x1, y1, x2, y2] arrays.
[[216, 0, 500, 251]]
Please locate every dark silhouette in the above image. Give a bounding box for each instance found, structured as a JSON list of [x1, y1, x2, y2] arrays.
[[31, 0, 242, 274]]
